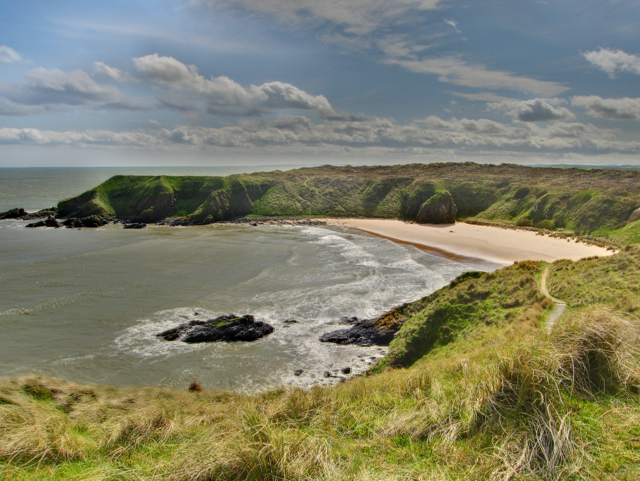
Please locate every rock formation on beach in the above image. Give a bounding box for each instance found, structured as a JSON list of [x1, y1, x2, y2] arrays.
[[416, 190, 457, 224], [320, 310, 407, 346], [157, 314, 274, 343]]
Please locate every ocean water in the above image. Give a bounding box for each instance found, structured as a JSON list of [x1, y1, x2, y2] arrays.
[[0, 168, 498, 392]]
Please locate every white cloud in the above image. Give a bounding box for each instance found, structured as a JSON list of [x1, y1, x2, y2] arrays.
[[444, 19, 461, 34], [133, 54, 356, 119], [487, 98, 576, 122], [450, 92, 517, 102], [571, 96, 640, 121], [3, 112, 637, 156], [0, 46, 22, 63], [582, 48, 640, 77], [0, 67, 148, 115], [386, 57, 569, 95], [196, 0, 441, 35], [93, 62, 138, 82]]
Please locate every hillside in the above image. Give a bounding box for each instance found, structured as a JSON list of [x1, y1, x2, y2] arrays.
[[55, 163, 640, 240], [2, 248, 640, 480]]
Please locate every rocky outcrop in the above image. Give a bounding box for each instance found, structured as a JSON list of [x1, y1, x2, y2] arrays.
[[416, 190, 457, 224], [319, 310, 406, 346], [25, 216, 61, 228], [63, 215, 112, 228], [123, 222, 147, 229], [629, 207, 640, 224], [0, 207, 58, 220], [157, 314, 274, 343], [0, 208, 27, 219]]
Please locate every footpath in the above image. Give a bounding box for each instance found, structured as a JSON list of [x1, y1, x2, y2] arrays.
[[540, 266, 567, 331]]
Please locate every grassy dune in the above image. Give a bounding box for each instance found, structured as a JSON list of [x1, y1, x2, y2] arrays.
[[56, 163, 640, 239], [2, 249, 640, 480]]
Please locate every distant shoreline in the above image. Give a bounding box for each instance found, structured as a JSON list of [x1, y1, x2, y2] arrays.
[[326, 218, 614, 265]]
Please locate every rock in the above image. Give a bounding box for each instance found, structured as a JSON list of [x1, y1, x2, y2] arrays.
[[0, 208, 26, 219], [341, 367, 351, 374], [320, 309, 406, 346], [123, 223, 147, 229], [323, 371, 332, 378], [157, 314, 274, 343], [283, 319, 298, 324], [22, 207, 58, 220], [63, 215, 111, 228], [294, 369, 304, 376], [339, 316, 359, 324], [629, 207, 640, 223], [416, 190, 457, 224], [25, 216, 61, 228]]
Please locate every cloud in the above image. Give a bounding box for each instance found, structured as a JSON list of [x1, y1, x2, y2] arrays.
[[386, 57, 569, 95], [444, 19, 461, 34], [0, 67, 148, 116], [582, 48, 640, 77], [93, 62, 138, 82], [487, 98, 576, 122], [0, 46, 22, 63], [4, 112, 637, 156], [450, 92, 518, 102], [196, 0, 441, 35], [571, 96, 640, 121], [197, 1, 567, 97], [133, 54, 358, 119]]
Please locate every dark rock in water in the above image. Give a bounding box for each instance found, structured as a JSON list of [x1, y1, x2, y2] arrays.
[[294, 369, 304, 376], [0, 208, 27, 219], [416, 190, 457, 224], [283, 319, 298, 324], [320, 310, 406, 346], [157, 314, 274, 343], [23, 207, 58, 220], [157, 319, 208, 341], [341, 367, 351, 374], [63, 215, 112, 228], [323, 371, 332, 378], [339, 316, 359, 324], [2, 207, 59, 221], [123, 222, 147, 229], [25, 216, 61, 228]]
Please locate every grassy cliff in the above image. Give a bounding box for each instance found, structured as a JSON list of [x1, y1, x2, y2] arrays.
[[56, 163, 640, 239]]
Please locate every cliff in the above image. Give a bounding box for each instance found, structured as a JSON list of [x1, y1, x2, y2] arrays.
[[56, 163, 640, 237]]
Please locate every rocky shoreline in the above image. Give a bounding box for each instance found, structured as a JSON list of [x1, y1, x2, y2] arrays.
[[0, 207, 328, 230]]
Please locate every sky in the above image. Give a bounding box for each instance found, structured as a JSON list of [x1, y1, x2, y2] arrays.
[[1, 0, 639, 167]]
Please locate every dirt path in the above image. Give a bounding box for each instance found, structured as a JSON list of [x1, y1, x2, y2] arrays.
[[540, 266, 567, 331]]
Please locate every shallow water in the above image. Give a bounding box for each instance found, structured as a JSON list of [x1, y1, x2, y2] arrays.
[[0, 168, 500, 392]]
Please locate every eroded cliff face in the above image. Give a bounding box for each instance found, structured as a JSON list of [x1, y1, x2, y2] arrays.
[[52, 163, 640, 235], [416, 190, 458, 224]]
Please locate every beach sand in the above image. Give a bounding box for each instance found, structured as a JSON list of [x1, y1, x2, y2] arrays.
[[327, 219, 614, 265]]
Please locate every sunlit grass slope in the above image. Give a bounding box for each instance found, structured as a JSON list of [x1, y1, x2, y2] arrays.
[[56, 163, 640, 238], [2, 250, 640, 480]]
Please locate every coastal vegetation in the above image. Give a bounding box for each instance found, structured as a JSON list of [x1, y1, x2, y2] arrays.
[[2, 247, 640, 480], [54, 163, 640, 241]]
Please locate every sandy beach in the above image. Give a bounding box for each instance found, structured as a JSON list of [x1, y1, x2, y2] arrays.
[[327, 218, 614, 265]]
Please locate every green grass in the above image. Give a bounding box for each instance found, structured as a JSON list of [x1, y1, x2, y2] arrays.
[[1, 305, 638, 480], [548, 246, 640, 311], [386, 261, 550, 368], [56, 163, 640, 237], [2, 251, 640, 479]]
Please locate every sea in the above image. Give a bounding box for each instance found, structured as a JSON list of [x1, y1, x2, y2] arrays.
[[0, 167, 500, 392]]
